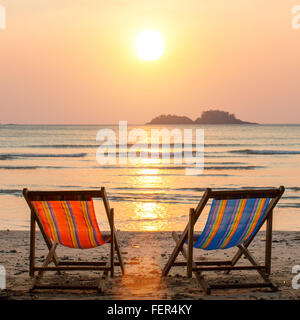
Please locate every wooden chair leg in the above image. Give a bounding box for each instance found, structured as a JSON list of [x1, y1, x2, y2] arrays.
[[163, 189, 210, 277], [114, 230, 124, 274], [265, 210, 273, 275], [102, 188, 124, 274], [187, 209, 194, 278], [163, 230, 188, 276], [172, 232, 211, 294], [110, 209, 115, 278], [225, 236, 254, 274], [29, 211, 36, 277], [98, 263, 109, 293], [31, 243, 58, 291], [23, 189, 61, 273], [237, 244, 277, 291]]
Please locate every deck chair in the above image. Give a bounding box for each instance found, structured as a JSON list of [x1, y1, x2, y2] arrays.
[[162, 186, 285, 294], [23, 187, 124, 292]]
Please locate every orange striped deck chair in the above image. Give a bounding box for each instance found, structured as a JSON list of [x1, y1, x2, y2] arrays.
[[163, 186, 285, 294], [23, 187, 124, 292]]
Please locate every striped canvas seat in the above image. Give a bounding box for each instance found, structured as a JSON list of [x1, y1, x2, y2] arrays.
[[194, 198, 270, 250], [32, 199, 110, 249], [24, 187, 125, 292], [163, 187, 285, 294]]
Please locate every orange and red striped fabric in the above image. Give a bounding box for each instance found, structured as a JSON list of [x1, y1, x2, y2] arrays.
[[32, 199, 109, 249]]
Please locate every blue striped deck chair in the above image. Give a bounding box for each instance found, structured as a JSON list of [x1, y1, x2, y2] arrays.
[[163, 186, 285, 294], [23, 187, 124, 293]]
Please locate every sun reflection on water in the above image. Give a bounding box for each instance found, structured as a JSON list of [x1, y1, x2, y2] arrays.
[[133, 202, 167, 231], [128, 167, 169, 231], [134, 169, 166, 188]]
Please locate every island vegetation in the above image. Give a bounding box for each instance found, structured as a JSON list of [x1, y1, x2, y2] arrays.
[[146, 114, 194, 124], [147, 110, 257, 125]]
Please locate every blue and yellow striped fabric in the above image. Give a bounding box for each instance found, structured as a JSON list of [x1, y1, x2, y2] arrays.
[[194, 198, 270, 250]]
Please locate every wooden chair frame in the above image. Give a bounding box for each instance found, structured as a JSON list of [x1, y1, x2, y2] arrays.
[[162, 186, 285, 295], [23, 187, 125, 293]]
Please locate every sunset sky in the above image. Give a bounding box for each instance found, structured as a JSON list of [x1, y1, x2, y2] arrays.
[[0, 1, 300, 124]]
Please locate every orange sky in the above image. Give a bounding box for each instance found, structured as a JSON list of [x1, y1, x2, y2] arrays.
[[0, 1, 300, 124]]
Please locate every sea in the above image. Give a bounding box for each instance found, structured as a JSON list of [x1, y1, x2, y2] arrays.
[[0, 124, 299, 232]]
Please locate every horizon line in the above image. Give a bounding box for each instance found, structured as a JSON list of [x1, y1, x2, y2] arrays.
[[1, 123, 300, 126]]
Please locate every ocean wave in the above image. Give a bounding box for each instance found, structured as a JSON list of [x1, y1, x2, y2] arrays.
[[0, 163, 254, 171], [229, 149, 300, 155], [26, 144, 99, 149], [108, 194, 198, 204], [93, 165, 188, 170], [105, 173, 230, 177], [283, 196, 300, 200], [0, 153, 87, 160], [287, 187, 300, 192], [0, 166, 71, 170], [112, 186, 236, 192], [205, 165, 262, 170], [93, 164, 261, 171], [25, 143, 250, 149], [278, 203, 300, 208], [0, 155, 12, 160], [16, 142, 300, 149], [1, 187, 299, 208], [106, 193, 300, 207], [0, 189, 22, 196]]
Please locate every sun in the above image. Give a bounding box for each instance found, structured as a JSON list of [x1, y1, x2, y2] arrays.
[[135, 30, 165, 61]]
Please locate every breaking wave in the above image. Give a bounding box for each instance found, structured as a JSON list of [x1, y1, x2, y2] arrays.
[[229, 149, 300, 155]]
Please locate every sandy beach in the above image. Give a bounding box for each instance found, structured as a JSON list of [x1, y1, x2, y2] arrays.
[[1, 229, 300, 300], [1, 0, 300, 307]]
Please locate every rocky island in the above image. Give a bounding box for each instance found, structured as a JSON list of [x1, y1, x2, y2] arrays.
[[147, 110, 257, 125], [146, 114, 194, 125]]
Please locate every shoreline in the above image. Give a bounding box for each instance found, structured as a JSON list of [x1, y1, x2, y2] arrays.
[[1, 230, 300, 300]]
